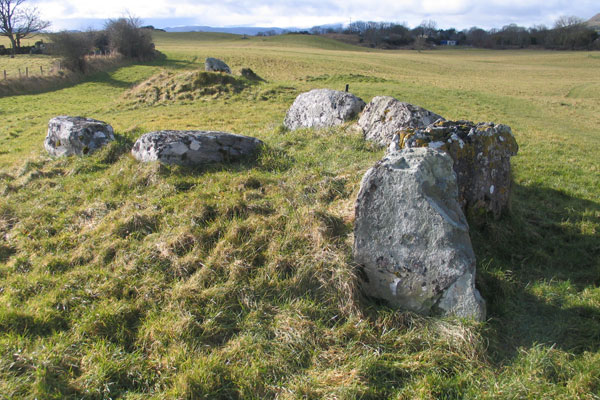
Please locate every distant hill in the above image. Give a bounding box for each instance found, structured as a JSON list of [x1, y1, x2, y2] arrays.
[[162, 26, 293, 35], [587, 13, 600, 28]]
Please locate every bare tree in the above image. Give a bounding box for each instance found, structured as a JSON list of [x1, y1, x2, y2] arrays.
[[0, 0, 49, 57], [14, 7, 50, 48]]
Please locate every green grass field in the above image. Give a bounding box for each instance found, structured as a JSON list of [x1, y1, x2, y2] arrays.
[[0, 32, 599, 399]]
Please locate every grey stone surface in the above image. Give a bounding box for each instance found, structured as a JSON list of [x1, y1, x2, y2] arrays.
[[283, 89, 366, 130], [131, 130, 263, 166], [44, 116, 115, 157], [358, 96, 444, 147], [205, 57, 231, 74], [401, 120, 518, 217], [353, 147, 485, 320]]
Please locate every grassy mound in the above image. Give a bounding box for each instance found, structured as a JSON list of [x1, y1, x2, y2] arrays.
[[125, 70, 257, 104]]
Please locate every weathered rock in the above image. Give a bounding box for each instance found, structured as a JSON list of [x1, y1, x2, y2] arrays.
[[240, 68, 264, 81], [283, 89, 366, 130], [131, 130, 263, 166], [358, 96, 444, 147], [353, 147, 485, 320], [205, 57, 231, 74], [400, 120, 518, 217], [44, 116, 115, 157]]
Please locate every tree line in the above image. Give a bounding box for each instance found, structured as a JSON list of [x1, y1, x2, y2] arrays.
[[309, 17, 599, 50]]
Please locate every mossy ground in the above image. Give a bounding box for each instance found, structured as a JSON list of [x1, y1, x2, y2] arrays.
[[0, 33, 598, 398]]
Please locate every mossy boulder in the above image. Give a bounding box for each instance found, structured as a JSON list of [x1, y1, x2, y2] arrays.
[[399, 120, 518, 217], [44, 116, 115, 157], [131, 130, 263, 166], [354, 147, 485, 320]]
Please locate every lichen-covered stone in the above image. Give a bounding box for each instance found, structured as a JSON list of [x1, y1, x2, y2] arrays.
[[400, 120, 518, 217], [205, 57, 231, 74], [354, 147, 485, 320], [131, 130, 263, 166], [358, 96, 444, 147], [44, 116, 115, 157], [284, 89, 366, 130]]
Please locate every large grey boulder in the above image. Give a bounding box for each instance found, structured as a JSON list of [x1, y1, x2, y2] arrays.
[[401, 120, 518, 217], [44, 116, 115, 157], [205, 57, 231, 74], [284, 89, 366, 130], [131, 130, 263, 166], [353, 147, 485, 320], [358, 96, 444, 147]]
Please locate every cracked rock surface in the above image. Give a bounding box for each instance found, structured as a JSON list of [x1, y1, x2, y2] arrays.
[[131, 130, 263, 166], [284, 89, 366, 130], [400, 120, 518, 217], [358, 96, 444, 147], [44, 116, 115, 157], [353, 147, 485, 320]]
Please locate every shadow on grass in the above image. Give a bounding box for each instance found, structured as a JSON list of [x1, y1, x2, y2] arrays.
[[470, 183, 600, 363]]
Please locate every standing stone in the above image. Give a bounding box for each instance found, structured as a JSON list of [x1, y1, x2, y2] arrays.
[[205, 58, 231, 74], [400, 120, 518, 217], [44, 116, 115, 157], [283, 89, 366, 130], [358, 96, 444, 147], [131, 130, 263, 166], [353, 147, 485, 320]]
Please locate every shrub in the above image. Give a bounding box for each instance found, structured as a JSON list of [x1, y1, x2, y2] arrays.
[[48, 31, 94, 72], [105, 16, 155, 59]]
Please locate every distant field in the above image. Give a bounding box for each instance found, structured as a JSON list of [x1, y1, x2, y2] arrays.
[[0, 32, 598, 398]]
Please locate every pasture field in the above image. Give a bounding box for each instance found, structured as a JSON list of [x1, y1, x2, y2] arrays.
[[0, 32, 599, 398]]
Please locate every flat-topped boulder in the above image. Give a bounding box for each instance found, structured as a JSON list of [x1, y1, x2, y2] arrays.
[[44, 116, 115, 157], [400, 120, 518, 217], [358, 96, 444, 147], [284, 89, 366, 130], [131, 130, 263, 166], [354, 147, 485, 320], [205, 57, 231, 74]]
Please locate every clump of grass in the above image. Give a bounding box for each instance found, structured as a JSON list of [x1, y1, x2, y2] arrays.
[[125, 70, 258, 104]]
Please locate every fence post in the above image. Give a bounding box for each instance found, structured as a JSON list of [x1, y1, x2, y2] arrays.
[[26, 67, 29, 77], [40, 66, 43, 75], [3, 70, 6, 80]]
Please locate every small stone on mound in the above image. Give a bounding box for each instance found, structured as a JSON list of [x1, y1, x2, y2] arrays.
[[205, 57, 231, 73], [400, 120, 518, 217], [358, 96, 444, 147], [44, 116, 115, 157], [284, 89, 366, 130], [354, 147, 485, 320], [131, 130, 263, 166], [241, 68, 264, 81]]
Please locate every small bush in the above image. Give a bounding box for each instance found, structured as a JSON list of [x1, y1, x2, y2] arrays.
[[48, 31, 94, 72], [105, 16, 155, 59]]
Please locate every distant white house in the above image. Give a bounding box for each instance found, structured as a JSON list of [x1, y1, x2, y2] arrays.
[[441, 40, 457, 46]]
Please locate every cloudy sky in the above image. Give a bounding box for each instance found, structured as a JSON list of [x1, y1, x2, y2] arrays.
[[30, 0, 599, 31]]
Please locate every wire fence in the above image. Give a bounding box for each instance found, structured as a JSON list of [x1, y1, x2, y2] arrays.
[[2, 63, 63, 80], [1, 52, 115, 81]]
